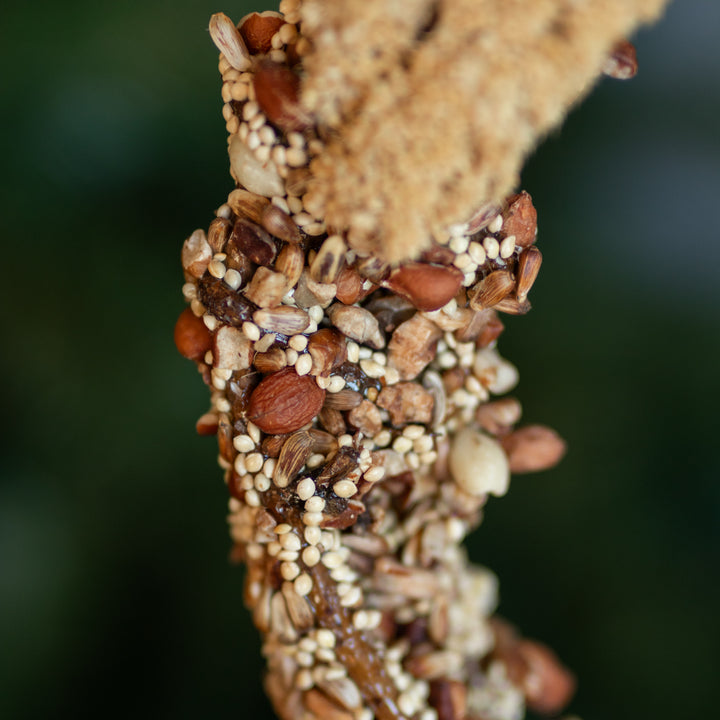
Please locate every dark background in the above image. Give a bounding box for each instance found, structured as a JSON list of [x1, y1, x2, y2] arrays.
[[1, 1, 718, 719]]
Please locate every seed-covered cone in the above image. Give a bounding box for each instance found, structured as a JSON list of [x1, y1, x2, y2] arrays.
[[174, 2, 664, 719]]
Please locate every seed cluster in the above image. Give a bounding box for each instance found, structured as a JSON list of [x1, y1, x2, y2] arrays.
[[176, 6, 573, 720]]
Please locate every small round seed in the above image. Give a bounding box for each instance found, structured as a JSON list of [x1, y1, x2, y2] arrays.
[[304, 526, 321, 545], [295, 353, 312, 376], [305, 496, 325, 512], [303, 511, 323, 526], [289, 334, 308, 352], [296, 477, 316, 501], [363, 466, 385, 483], [280, 561, 300, 581], [245, 453, 264, 473], [327, 376, 346, 393], [302, 545, 321, 566], [280, 532, 301, 551], [233, 434, 255, 453], [242, 321, 261, 341], [275, 523, 292, 535], [294, 573, 313, 596], [484, 236, 500, 260], [333, 480, 357, 498], [500, 234, 516, 258], [321, 551, 344, 569]]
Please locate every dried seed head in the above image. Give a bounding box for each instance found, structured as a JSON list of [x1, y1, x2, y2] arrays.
[[468, 270, 515, 311], [209, 13, 250, 71], [516, 246, 542, 302]]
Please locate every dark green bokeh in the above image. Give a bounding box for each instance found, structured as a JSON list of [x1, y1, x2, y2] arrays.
[[1, 2, 717, 719]]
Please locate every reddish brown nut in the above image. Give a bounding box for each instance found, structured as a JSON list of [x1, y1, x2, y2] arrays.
[[603, 39, 638, 80], [335, 265, 364, 305], [501, 424, 566, 473], [238, 11, 284, 54], [428, 680, 467, 720], [253, 59, 309, 132], [501, 191, 537, 247], [195, 412, 219, 436], [518, 640, 576, 716], [307, 328, 347, 376], [248, 367, 326, 434], [384, 263, 464, 312], [174, 307, 212, 361]]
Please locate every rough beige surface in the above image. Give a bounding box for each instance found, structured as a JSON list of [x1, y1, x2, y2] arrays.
[[300, 0, 668, 262]]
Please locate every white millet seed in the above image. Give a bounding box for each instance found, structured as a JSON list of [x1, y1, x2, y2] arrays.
[[296, 477, 316, 501]]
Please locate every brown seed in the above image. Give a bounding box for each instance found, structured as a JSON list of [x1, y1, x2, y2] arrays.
[[420, 243, 456, 266], [181, 229, 212, 279], [261, 204, 302, 244], [377, 383, 434, 426], [174, 307, 212, 361], [355, 255, 390, 284], [516, 246, 542, 302], [372, 557, 440, 599], [208, 13, 250, 71], [465, 202, 500, 234], [476, 397, 523, 436], [603, 38, 638, 79], [207, 217, 233, 254], [307, 428, 337, 454], [284, 166, 311, 197], [195, 412, 219, 436], [315, 447, 358, 484], [501, 424, 566, 473], [227, 189, 270, 225], [253, 59, 309, 132], [281, 581, 314, 631], [405, 651, 463, 680], [237, 11, 284, 54], [316, 677, 363, 711], [428, 680, 467, 720], [248, 367, 326, 434], [244, 267, 289, 308], [304, 689, 354, 720], [275, 242, 304, 288], [455, 308, 495, 342], [335, 265, 365, 305], [384, 262, 464, 312], [269, 588, 298, 643], [307, 328, 348, 376], [254, 306, 310, 334], [217, 415, 235, 463], [501, 191, 537, 247], [323, 388, 363, 411], [327, 304, 384, 349], [387, 314, 442, 380], [253, 346, 287, 374], [261, 433, 289, 458], [468, 270, 515, 310], [228, 218, 277, 267], [476, 314, 504, 347], [310, 235, 346, 284], [317, 406, 346, 436], [492, 295, 532, 315], [274, 430, 314, 487]]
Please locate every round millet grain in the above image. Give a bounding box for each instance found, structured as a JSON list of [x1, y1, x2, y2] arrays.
[[296, 477, 316, 501]]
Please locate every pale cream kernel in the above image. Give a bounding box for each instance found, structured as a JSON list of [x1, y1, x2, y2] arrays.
[[280, 561, 300, 581], [302, 545, 321, 566], [305, 496, 326, 513], [296, 477, 316, 501], [233, 434, 255, 453], [304, 526, 322, 545]]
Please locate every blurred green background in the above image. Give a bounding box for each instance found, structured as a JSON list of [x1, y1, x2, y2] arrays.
[[1, 1, 718, 719]]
